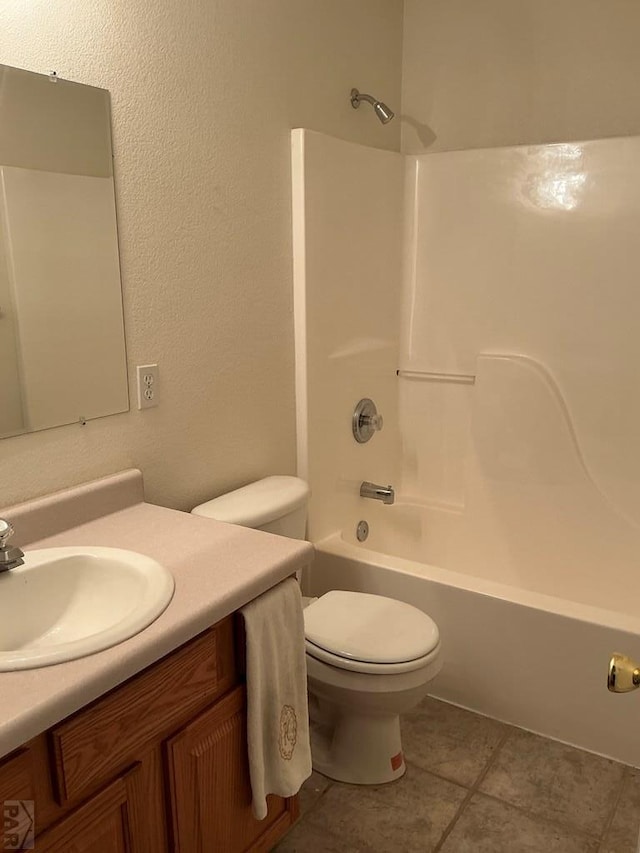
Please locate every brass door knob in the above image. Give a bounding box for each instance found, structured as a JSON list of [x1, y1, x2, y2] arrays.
[[608, 653, 640, 693]]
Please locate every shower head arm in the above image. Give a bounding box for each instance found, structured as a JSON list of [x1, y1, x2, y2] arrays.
[[350, 89, 377, 109], [350, 88, 394, 124]]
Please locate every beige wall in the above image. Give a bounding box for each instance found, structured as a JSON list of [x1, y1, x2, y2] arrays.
[[402, 0, 640, 153], [0, 0, 403, 509]]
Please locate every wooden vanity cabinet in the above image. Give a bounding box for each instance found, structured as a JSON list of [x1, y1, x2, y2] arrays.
[[0, 615, 298, 852], [167, 685, 295, 853], [35, 772, 135, 853]]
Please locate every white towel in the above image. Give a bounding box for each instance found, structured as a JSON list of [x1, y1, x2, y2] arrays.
[[241, 577, 312, 820]]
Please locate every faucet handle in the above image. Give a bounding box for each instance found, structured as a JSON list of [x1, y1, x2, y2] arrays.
[[0, 519, 24, 572], [0, 519, 14, 548], [353, 399, 384, 443], [363, 412, 383, 431]]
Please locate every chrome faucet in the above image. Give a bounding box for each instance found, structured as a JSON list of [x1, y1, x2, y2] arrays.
[[360, 481, 395, 505], [0, 519, 24, 572]]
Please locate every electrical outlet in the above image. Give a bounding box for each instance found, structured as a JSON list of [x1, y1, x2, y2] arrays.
[[136, 364, 159, 410]]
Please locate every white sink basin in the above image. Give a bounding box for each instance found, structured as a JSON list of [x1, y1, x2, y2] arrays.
[[0, 547, 175, 670]]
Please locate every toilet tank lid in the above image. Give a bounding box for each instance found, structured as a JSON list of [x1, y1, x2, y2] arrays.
[[191, 476, 309, 528], [304, 591, 439, 664]]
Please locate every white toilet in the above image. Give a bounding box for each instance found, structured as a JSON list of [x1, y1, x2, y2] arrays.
[[192, 475, 443, 785]]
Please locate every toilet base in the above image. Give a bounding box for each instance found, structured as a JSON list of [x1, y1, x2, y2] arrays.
[[305, 643, 442, 785], [309, 704, 406, 785]]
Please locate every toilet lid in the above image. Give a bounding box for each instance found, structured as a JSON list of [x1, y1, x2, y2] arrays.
[[303, 591, 439, 664]]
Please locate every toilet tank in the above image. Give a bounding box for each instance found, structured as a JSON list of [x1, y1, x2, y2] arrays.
[[191, 476, 309, 540]]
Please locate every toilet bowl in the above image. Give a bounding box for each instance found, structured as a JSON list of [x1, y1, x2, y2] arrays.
[[191, 476, 443, 785], [304, 589, 442, 783]]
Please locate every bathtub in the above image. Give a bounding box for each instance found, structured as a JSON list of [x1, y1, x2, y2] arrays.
[[305, 517, 640, 768]]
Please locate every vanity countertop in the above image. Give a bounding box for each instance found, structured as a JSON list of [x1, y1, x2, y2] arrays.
[[0, 470, 314, 759]]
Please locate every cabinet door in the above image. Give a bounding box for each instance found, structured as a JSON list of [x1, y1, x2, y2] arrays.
[[0, 749, 35, 849], [35, 774, 132, 853], [166, 685, 298, 853]]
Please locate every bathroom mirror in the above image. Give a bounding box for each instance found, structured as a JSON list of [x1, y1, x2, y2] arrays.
[[0, 64, 129, 439]]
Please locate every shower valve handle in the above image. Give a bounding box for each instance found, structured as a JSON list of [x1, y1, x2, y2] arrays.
[[353, 399, 384, 443], [362, 412, 383, 432]]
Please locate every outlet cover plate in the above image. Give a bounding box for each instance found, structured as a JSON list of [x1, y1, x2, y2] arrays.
[[136, 364, 159, 410]]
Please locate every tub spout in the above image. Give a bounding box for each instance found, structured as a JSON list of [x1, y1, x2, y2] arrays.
[[360, 481, 395, 505]]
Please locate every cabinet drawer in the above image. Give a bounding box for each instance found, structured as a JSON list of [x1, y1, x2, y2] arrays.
[[51, 618, 237, 803]]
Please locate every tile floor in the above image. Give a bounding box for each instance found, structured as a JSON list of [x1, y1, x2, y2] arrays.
[[274, 697, 640, 852]]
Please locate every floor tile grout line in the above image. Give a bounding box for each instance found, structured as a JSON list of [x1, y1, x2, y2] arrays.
[[299, 776, 454, 852], [470, 728, 514, 794], [403, 757, 472, 791], [470, 726, 627, 844], [401, 716, 514, 791], [431, 785, 475, 852], [598, 763, 630, 844], [293, 779, 335, 830], [299, 773, 437, 834], [275, 798, 349, 853], [294, 703, 633, 851], [297, 772, 607, 853], [432, 726, 513, 851], [476, 789, 606, 844], [302, 762, 475, 849], [430, 723, 611, 851]]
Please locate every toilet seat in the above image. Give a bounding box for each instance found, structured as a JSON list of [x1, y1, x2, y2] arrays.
[[305, 637, 441, 674], [304, 590, 440, 674]]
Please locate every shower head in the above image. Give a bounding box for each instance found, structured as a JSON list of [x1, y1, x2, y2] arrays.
[[350, 88, 395, 125], [373, 100, 394, 124]]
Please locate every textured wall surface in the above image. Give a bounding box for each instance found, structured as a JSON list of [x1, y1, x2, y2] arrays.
[[402, 0, 640, 153], [0, 0, 403, 508]]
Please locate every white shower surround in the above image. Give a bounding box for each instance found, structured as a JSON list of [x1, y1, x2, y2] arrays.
[[292, 129, 640, 765]]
